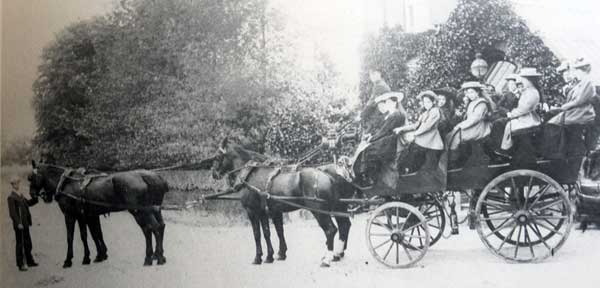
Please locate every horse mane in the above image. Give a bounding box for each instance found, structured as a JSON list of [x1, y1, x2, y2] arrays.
[[230, 144, 271, 163]]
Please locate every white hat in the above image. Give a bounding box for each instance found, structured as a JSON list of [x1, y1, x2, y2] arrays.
[[572, 57, 591, 69], [374, 91, 404, 103], [459, 81, 484, 91]]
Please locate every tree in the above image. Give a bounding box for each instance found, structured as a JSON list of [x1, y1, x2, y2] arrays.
[[413, 0, 563, 99], [33, 0, 344, 169], [359, 0, 564, 119]]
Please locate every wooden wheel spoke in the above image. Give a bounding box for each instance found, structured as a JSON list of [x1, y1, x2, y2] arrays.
[[402, 245, 413, 261], [514, 225, 523, 258], [531, 199, 564, 212], [524, 225, 535, 258], [416, 226, 424, 248], [370, 233, 392, 237], [372, 218, 393, 232], [528, 223, 552, 251], [485, 218, 516, 238], [528, 184, 551, 208], [401, 221, 425, 234], [373, 238, 392, 250], [396, 243, 400, 265], [383, 242, 394, 260], [399, 211, 412, 231], [480, 215, 514, 221], [534, 221, 564, 236], [483, 200, 515, 211], [494, 185, 512, 199], [496, 224, 518, 252]]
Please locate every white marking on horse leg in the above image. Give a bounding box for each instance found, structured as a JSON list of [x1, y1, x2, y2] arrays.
[[334, 239, 345, 256]]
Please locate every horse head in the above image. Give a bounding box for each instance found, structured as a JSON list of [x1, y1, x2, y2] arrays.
[[210, 137, 269, 180], [28, 160, 59, 203]]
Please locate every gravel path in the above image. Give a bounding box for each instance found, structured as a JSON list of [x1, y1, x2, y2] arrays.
[[2, 203, 599, 288]]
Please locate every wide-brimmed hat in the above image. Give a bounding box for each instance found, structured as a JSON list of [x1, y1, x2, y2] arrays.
[[572, 57, 591, 69], [505, 73, 520, 81], [374, 91, 404, 103], [417, 90, 438, 102], [459, 81, 484, 91], [519, 67, 542, 77]]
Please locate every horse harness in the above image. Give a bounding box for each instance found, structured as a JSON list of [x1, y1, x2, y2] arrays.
[[226, 161, 353, 217], [55, 168, 160, 212]]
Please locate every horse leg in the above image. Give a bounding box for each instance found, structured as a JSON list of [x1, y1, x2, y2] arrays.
[[259, 212, 274, 263], [77, 218, 91, 265], [311, 212, 338, 268], [248, 211, 263, 265], [152, 209, 167, 265], [88, 216, 108, 262], [63, 214, 76, 268], [272, 212, 287, 261], [333, 216, 351, 261], [131, 211, 154, 266]]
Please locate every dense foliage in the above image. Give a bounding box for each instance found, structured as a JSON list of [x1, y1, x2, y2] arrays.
[[34, 0, 341, 170], [360, 0, 564, 117]]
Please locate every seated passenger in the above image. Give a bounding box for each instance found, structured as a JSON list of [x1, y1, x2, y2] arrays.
[[548, 58, 596, 126], [543, 58, 597, 158], [359, 92, 406, 184], [433, 87, 459, 136], [447, 81, 492, 150], [500, 68, 542, 151], [394, 91, 444, 173]]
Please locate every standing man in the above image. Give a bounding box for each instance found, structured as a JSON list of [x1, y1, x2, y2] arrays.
[[7, 177, 39, 271], [360, 70, 391, 137]]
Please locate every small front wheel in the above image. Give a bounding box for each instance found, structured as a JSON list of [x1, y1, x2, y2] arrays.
[[365, 202, 430, 268]]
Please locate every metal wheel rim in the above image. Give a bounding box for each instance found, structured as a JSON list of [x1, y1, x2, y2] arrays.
[[475, 170, 573, 263], [365, 202, 430, 268]]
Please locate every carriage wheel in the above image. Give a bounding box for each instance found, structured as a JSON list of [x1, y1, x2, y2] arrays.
[[475, 170, 573, 262], [365, 202, 430, 268], [405, 197, 445, 250]]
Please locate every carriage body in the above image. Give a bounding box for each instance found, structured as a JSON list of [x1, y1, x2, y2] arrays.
[[336, 119, 595, 268]]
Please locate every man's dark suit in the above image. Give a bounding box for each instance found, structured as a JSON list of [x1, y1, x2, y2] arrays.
[[8, 191, 38, 268]]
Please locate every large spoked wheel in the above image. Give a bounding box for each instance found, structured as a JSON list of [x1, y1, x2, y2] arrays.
[[475, 170, 573, 263], [365, 202, 430, 268], [409, 197, 445, 249]]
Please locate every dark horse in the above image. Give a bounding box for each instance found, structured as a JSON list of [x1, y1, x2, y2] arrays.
[[208, 138, 356, 267], [28, 161, 169, 267]]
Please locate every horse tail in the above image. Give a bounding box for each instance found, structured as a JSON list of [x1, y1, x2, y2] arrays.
[[141, 174, 169, 205]]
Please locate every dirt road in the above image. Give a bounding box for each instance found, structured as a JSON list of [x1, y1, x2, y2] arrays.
[[2, 202, 599, 288]]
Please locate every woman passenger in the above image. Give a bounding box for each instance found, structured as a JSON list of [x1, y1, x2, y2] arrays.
[[394, 91, 444, 173]]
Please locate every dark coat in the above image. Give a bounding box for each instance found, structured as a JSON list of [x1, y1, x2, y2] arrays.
[[366, 110, 406, 160], [7, 191, 38, 228], [361, 79, 391, 134], [497, 91, 519, 113]]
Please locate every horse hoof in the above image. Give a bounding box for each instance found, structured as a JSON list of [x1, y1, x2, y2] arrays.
[[264, 256, 274, 264], [82, 258, 91, 265], [339, 252, 345, 258], [144, 258, 153, 266], [277, 254, 287, 261], [320, 262, 330, 268], [252, 258, 262, 265], [332, 255, 341, 262], [63, 261, 72, 268], [157, 256, 167, 265], [94, 254, 108, 263]]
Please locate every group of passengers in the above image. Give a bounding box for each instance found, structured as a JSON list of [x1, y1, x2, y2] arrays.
[[355, 58, 598, 185]]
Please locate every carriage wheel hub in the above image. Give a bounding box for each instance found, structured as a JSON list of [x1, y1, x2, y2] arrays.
[[515, 211, 530, 225], [391, 232, 403, 243]]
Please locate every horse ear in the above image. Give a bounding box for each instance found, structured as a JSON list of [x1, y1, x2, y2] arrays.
[[220, 137, 229, 153]]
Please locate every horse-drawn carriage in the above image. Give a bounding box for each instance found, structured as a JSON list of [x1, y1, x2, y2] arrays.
[[307, 115, 588, 268]]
